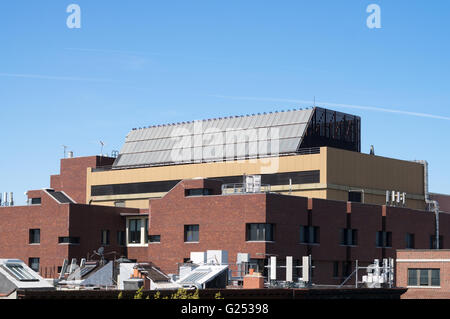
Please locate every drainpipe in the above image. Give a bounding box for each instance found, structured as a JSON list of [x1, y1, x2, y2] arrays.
[[416, 160, 440, 249]]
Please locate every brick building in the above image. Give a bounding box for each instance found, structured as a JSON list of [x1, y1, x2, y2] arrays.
[[396, 250, 450, 298], [0, 107, 449, 288], [144, 178, 450, 285]]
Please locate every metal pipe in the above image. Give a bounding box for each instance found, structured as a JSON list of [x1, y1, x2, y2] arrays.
[[416, 160, 440, 249]]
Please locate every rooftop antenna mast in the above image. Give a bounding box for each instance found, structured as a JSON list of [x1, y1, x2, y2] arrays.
[[62, 145, 68, 158], [99, 141, 105, 156]]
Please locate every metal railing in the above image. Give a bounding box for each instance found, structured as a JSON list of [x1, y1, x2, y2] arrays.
[[221, 183, 271, 195]]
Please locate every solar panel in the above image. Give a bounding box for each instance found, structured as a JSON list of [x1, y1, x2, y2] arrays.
[[179, 270, 211, 284], [112, 108, 322, 168], [2, 263, 39, 282]]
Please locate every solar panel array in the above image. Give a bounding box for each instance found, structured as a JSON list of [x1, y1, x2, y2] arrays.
[[113, 108, 315, 168], [2, 263, 38, 282], [179, 270, 212, 284]]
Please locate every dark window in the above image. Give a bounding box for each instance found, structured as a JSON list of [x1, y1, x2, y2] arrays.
[[376, 231, 392, 248], [348, 191, 362, 203], [117, 231, 125, 246], [300, 226, 319, 244], [149, 235, 161, 243], [91, 171, 320, 196], [101, 230, 110, 245], [185, 188, 212, 196], [246, 224, 274, 242], [58, 237, 80, 244], [408, 269, 440, 287], [29, 229, 40, 244], [144, 219, 149, 243], [430, 235, 443, 249], [184, 225, 199, 242], [30, 198, 41, 205], [406, 233, 415, 249], [340, 228, 358, 246], [407, 269, 417, 286], [128, 219, 141, 244], [333, 261, 339, 278], [28, 258, 40, 273]]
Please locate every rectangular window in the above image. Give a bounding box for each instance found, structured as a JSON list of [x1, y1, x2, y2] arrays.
[[58, 237, 80, 244], [407, 269, 418, 286], [128, 219, 141, 244], [300, 226, 319, 244], [30, 198, 41, 205], [29, 229, 40, 244], [348, 191, 362, 203], [117, 231, 125, 246], [406, 233, 415, 249], [342, 261, 352, 277], [408, 269, 440, 287], [149, 235, 161, 243], [28, 258, 40, 273], [340, 229, 358, 246], [333, 261, 339, 278], [185, 188, 212, 196], [101, 230, 110, 245], [144, 218, 149, 243], [430, 235, 443, 249], [376, 231, 392, 248], [246, 224, 274, 242], [184, 225, 199, 242]]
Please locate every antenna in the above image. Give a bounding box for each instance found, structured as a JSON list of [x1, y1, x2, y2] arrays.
[[62, 145, 68, 158], [99, 141, 105, 156], [313, 96, 316, 108]]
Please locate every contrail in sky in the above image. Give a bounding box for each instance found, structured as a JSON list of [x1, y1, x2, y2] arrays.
[[212, 95, 450, 121], [0, 72, 113, 83]]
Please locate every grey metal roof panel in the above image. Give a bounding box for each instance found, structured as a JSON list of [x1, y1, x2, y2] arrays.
[[113, 108, 319, 168]]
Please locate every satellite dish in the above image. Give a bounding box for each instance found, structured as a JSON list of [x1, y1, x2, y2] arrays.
[[98, 246, 104, 255]]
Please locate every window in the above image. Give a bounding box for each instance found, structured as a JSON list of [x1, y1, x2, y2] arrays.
[[101, 230, 110, 245], [348, 191, 362, 203], [117, 231, 125, 246], [333, 262, 339, 278], [29, 229, 40, 244], [58, 237, 80, 244], [128, 219, 141, 244], [246, 224, 274, 242], [149, 235, 161, 243], [184, 225, 199, 242], [28, 258, 40, 273], [185, 188, 212, 196], [376, 231, 392, 248], [430, 235, 443, 249], [300, 226, 319, 244], [340, 228, 358, 246], [30, 198, 41, 205], [144, 218, 149, 243], [408, 269, 440, 287], [406, 233, 415, 249]]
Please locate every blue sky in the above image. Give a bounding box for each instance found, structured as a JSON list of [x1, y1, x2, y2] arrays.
[[0, 1, 449, 205]]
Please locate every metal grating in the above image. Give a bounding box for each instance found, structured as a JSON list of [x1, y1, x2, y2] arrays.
[[179, 270, 211, 284]]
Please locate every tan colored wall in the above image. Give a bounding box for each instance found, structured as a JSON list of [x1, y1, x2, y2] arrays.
[[325, 148, 425, 210], [87, 147, 426, 210]]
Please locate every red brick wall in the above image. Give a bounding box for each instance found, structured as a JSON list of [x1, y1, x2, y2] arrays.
[[396, 250, 450, 299], [50, 156, 115, 204], [0, 190, 138, 278], [146, 180, 447, 285]]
